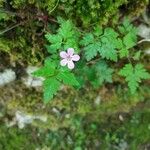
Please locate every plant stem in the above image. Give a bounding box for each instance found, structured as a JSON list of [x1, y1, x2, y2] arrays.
[[0, 23, 22, 35], [49, 0, 60, 14]]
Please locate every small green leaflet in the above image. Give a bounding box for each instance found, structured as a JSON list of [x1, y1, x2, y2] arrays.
[[118, 18, 137, 35], [133, 51, 141, 60], [32, 66, 55, 77], [58, 20, 75, 39], [44, 78, 61, 103], [57, 71, 79, 86], [42, 70, 79, 102], [94, 60, 114, 87], [123, 32, 137, 49], [32, 58, 56, 77], [84, 42, 101, 61], [118, 18, 138, 58], [119, 64, 150, 94], [45, 34, 62, 53], [85, 60, 114, 87], [80, 33, 99, 60]]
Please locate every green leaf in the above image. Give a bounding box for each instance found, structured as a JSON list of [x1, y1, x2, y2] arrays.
[[45, 43, 61, 53], [32, 66, 55, 77], [84, 42, 100, 61], [85, 60, 114, 88], [119, 64, 150, 94], [45, 34, 62, 53], [64, 38, 79, 51], [133, 51, 141, 60], [44, 57, 58, 68], [33, 58, 57, 77], [43, 78, 61, 102], [57, 71, 79, 86], [81, 27, 119, 61], [119, 18, 137, 35], [80, 33, 94, 46], [98, 38, 118, 61], [58, 20, 75, 39], [119, 18, 137, 51], [45, 34, 62, 44], [46, 19, 80, 53], [119, 48, 129, 58], [93, 26, 103, 36], [104, 28, 119, 38], [123, 32, 136, 49], [135, 64, 150, 79], [95, 60, 114, 86]]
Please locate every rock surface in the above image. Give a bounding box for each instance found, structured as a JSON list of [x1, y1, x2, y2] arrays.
[[0, 69, 16, 86]]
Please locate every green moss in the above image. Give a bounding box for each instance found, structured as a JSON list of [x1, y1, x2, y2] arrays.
[[0, 125, 39, 150], [0, 79, 149, 130], [0, 0, 148, 65], [0, 81, 150, 149], [127, 0, 149, 16]]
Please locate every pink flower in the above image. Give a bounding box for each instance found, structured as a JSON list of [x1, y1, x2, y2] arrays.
[[60, 48, 80, 69]]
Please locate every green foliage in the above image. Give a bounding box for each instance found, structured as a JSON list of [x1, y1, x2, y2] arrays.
[[83, 60, 114, 88], [8, 0, 148, 27], [119, 64, 150, 94], [33, 18, 150, 102], [0, 38, 11, 52], [45, 19, 80, 53], [0, 0, 149, 102], [33, 57, 79, 102], [36, 19, 81, 102], [80, 18, 139, 61], [0, 125, 38, 149], [118, 18, 138, 58], [80, 27, 119, 61], [43, 78, 61, 102], [57, 70, 79, 86], [95, 61, 114, 86]]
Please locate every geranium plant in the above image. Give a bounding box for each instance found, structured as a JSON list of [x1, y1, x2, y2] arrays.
[[33, 18, 150, 103]]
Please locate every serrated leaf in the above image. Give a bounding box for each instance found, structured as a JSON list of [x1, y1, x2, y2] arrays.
[[64, 39, 79, 51], [94, 26, 103, 36], [98, 43, 118, 61], [45, 34, 62, 44], [123, 32, 136, 49], [119, 64, 150, 94], [44, 57, 58, 69], [104, 28, 119, 38], [81, 27, 119, 62], [133, 51, 141, 60], [95, 60, 114, 85], [43, 78, 61, 102], [118, 26, 126, 34], [80, 33, 94, 46], [58, 20, 74, 39], [86, 60, 114, 88], [45, 34, 62, 53], [119, 48, 129, 58], [135, 64, 150, 79], [84, 42, 100, 61], [32, 66, 55, 77], [57, 71, 79, 86], [46, 43, 62, 53]]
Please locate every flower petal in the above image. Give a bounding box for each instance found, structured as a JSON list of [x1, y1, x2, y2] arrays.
[[60, 51, 67, 58], [67, 61, 75, 69], [67, 48, 74, 56], [60, 59, 68, 66], [72, 54, 80, 61]]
